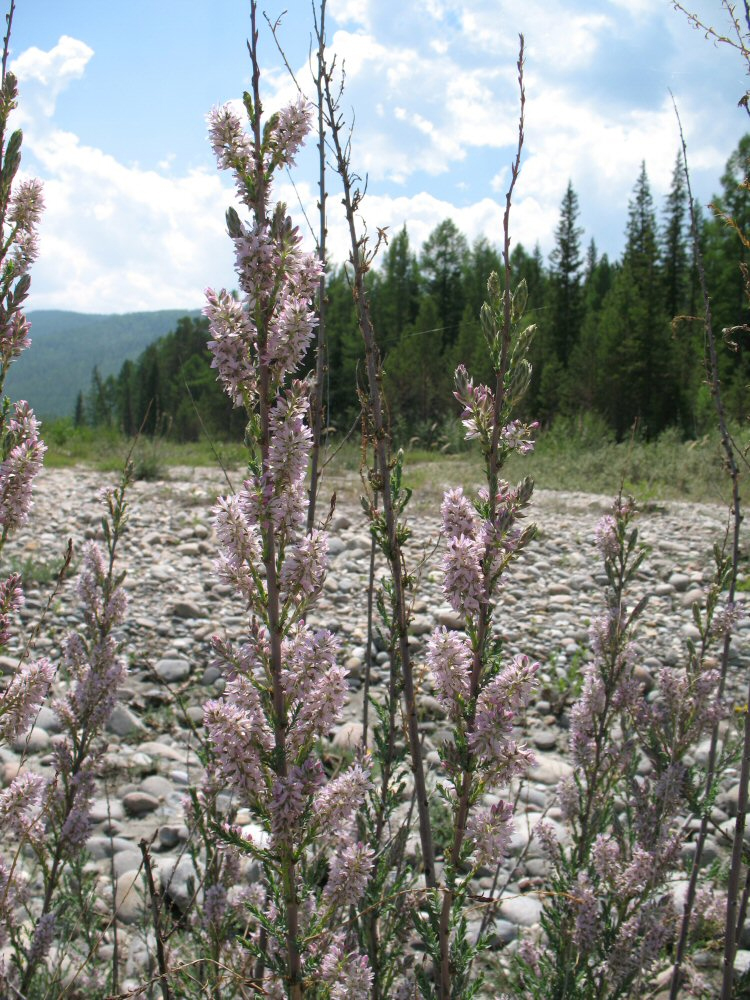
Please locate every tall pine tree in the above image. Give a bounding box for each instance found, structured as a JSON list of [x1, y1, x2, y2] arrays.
[[549, 180, 584, 367], [419, 219, 469, 349], [661, 150, 690, 320], [598, 164, 677, 437], [703, 134, 750, 420]]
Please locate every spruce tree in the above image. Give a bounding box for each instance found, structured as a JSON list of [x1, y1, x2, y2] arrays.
[[419, 219, 469, 349], [371, 225, 420, 353], [598, 163, 677, 437], [661, 150, 690, 320], [566, 241, 614, 415], [549, 180, 584, 367], [703, 134, 750, 420]]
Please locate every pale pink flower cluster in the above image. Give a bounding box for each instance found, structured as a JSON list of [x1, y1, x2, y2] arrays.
[[45, 487, 132, 877], [26, 912, 55, 966], [556, 774, 580, 821], [0, 313, 30, 371], [213, 492, 262, 600], [591, 833, 620, 882], [501, 418, 539, 454], [453, 364, 495, 444], [270, 97, 314, 167], [465, 799, 514, 867], [426, 627, 472, 720], [268, 383, 314, 495], [207, 103, 253, 173], [52, 759, 98, 853], [233, 223, 280, 311], [281, 627, 347, 756], [0, 656, 54, 743], [206, 231, 320, 401], [269, 760, 324, 844], [323, 840, 374, 909], [604, 906, 670, 989], [8, 179, 44, 274], [264, 292, 318, 376], [443, 534, 485, 616], [280, 528, 328, 599], [690, 887, 726, 940], [440, 479, 536, 621], [572, 871, 599, 951], [711, 598, 744, 638], [312, 762, 372, 842], [0, 771, 45, 845], [441, 487, 478, 538], [205, 86, 373, 984], [594, 513, 619, 560], [319, 937, 374, 1000], [205, 288, 258, 406], [0, 401, 46, 533], [55, 542, 128, 735], [568, 669, 606, 765], [469, 655, 537, 783], [435, 362, 539, 877], [204, 676, 273, 804], [202, 883, 228, 928]]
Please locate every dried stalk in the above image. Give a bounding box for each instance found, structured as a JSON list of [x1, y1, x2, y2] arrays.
[[667, 102, 744, 1000]]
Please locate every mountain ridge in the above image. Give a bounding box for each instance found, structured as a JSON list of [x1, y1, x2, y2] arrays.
[[3, 308, 201, 419]]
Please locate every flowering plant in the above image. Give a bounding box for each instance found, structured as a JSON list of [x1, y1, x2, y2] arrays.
[[201, 8, 373, 995]]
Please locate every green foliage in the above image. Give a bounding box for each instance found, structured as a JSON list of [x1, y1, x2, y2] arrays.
[[4, 309, 200, 419], [79, 315, 247, 443], [56, 137, 750, 452]]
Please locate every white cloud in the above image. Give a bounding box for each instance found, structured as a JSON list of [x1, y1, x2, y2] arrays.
[[22, 122, 237, 312], [10, 35, 93, 118], [316, 187, 506, 267], [328, 0, 374, 29]]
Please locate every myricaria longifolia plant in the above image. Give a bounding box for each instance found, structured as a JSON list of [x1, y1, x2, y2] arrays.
[[513, 495, 738, 998], [3, 466, 134, 997], [0, 0, 60, 982], [321, 23, 544, 996], [0, 1, 742, 997], [422, 280, 540, 999], [201, 5, 373, 996]]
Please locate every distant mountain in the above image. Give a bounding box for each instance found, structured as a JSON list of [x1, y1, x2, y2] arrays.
[[3, 309, 201, 420]]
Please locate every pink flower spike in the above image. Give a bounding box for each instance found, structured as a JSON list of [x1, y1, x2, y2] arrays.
[[441, 487, 478, 539], [426, 626, 472, 720]]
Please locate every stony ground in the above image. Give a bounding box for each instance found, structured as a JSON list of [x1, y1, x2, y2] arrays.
[[0, 464, 748, 995]]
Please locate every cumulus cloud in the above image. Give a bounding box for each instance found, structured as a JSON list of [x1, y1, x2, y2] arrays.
[[327, 0, 373, 29], [11, 35, 93, 118], [9, 36, 238, 312], [2, 2, 745, 313], [23, 127, 236, 312]]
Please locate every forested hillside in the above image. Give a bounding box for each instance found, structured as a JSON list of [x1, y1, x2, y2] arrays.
[[78, 137, 750, 444], [4, 309, 200, 419]]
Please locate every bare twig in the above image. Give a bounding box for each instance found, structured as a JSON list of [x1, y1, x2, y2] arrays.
[[667, 98, 744, 1000], [139, 839, 173, 1000]]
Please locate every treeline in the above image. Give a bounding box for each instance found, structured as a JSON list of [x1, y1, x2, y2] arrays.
[[76, 135, 750, 444]]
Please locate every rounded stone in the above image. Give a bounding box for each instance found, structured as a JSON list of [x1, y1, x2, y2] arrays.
[[12, 726, 50, 754], [331, 721, 364, 749], [122, 791, 160, 816], [528, 754, 573, 785], [115, 870, 147, 924], [530, 730, 558, 751], [496, 893, 543, 926], [139, 775, 175, 802], [112, 849, 145, 878], [106, 703, 146, 737], [154, 658, 192, 683]]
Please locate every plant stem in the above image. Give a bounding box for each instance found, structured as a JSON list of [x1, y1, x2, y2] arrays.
[[307, 0, 328, 533], [666, 107, 743, 1000]]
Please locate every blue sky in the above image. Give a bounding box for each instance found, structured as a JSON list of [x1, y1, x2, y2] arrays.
[[8, 0, 749, 313]]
